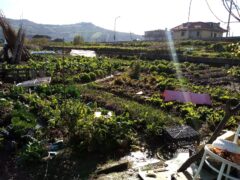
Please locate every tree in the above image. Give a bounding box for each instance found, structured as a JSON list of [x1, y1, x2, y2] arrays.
[[73, 35, 84, 45]]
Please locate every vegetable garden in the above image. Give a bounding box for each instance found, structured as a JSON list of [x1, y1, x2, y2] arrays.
[[1, 51, 240, 179]]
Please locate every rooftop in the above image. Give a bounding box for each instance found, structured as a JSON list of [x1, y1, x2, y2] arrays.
[[171, 22, 227, 32]]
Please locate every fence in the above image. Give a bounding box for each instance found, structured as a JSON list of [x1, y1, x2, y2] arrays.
[[0, 67, 47, 83]]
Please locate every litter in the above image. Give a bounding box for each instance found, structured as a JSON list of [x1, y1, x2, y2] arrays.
[[94, 111, 102, 118], [163, 125, 200, 150], [127, 151, 161, 169], [30, 51, 55, 55], [16, 77, 51, 87], [49, 139, 64, 151], [163, 90, 212, 105], [70, 49, 96, 57], [136, 91, 143, 95]]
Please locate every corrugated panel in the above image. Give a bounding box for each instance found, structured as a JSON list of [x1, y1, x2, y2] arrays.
[[163, 90, 212, 105]]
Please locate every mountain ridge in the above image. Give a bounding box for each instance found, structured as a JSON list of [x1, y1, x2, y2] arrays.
[[0, 18, 142, 42]]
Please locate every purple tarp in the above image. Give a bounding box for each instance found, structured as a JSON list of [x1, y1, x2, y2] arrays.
[[163, 90, 212, 105]]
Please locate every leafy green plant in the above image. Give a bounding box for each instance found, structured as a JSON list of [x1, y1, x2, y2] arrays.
[[11, 104, 37, 135], [80, 73, 91, 83], [129, 62, 141, 79], [18, 140, 47, 165]]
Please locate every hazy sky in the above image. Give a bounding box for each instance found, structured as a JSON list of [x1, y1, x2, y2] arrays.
[[1, 0, 240, 35]]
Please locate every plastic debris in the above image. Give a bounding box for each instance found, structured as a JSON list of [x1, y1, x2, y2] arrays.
[[70, 49, 96, 57], [136, 91, 143, 95], [49, 139, 64, 151], [94, 111, 102, 118], [16, 77, 51, 87], [31, 51, 55, 55]]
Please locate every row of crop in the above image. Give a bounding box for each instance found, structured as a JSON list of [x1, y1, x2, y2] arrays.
[[0, 56, 130, 83], [0, 85, 138, 165], [96, 60, 240, 128]]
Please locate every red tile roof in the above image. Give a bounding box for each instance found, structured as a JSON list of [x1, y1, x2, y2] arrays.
[[171, 22, 227, 32]]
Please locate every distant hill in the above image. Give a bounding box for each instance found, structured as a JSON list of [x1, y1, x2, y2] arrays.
[[0, 19, 142, 42]]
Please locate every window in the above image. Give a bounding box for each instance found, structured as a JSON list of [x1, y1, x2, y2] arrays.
[[181, 31, 185, 36], [214, 33, 217, 38]]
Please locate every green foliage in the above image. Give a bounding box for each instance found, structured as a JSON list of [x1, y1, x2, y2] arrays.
[[11, 104, 37, 135], [129, 62, 141, 79], [77, 114, 135, 152], [73, 35, 84, 45], [157, 63, 175, 74], [228, 66, 240, 80], [210, 43, 225, 52], [157, 78, 176, 91], [80, 73, 91, 83], [89, 72, 96, 81], [18, 140, 47, 165]]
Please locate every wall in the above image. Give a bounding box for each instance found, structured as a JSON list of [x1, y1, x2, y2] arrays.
[[173, 30, 223, 40], [172, 31, 188, 40]]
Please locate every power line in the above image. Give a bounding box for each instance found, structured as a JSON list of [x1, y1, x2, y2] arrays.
[[205, 0, 226, 23], [205, 0, 239, 23], [222, 0, 240, 21]]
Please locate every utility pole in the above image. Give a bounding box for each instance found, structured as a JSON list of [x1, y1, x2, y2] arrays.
[[187, 0, 193, 39], [226, 0, 234, 37], [113, 16, 120, 42], [130, 32, 133, 41]]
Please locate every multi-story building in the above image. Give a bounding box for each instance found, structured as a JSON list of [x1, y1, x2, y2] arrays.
[[144, 29, 168, 41], [171, 22, 227, 40]]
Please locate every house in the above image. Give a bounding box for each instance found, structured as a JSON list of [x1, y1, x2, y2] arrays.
[[171, 22, 227, 40], [144, 29, 168, 41]]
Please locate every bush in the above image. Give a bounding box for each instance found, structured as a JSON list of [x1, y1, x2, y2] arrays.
[[95, 70, 105, 77], [89, 72, 96, 81], [11, 104, 37, 136], [80, 73, 91, 83], [210, 43, 225, 52], [157, 64, 175, 74], [18, 140, 47, 165], [129, 62, 141, 79]]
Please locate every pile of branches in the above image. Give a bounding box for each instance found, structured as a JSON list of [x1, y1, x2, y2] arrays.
[[0, 12, 30, 63]]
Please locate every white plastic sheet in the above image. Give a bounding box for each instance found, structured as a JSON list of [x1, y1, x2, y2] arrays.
[[16, 77, 51, 87], [70, 49, 96, 57]]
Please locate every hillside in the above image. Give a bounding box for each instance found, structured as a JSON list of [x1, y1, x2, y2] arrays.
[[0, 19, 142, 42]]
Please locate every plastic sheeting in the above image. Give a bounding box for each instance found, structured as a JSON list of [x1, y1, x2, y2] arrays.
[[31, 51, 55, 55], [70, 49, 96, 57], [16, 77, 51, 87], [163, 90, 212, 105]]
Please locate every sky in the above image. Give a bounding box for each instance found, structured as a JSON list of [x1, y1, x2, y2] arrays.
[[1, 0, 240, 36]]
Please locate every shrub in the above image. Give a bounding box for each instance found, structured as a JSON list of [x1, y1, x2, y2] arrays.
[[129, 62, 141, 79], [157, 64, 175, 74], [18, 140, 47, 165], [89, 72, 96, 81], [11, 105, 37, 136], [210, 43, 225, 52], [95, 70, 105, 77], [80, 73, 91, 83], [150, 65, 158, 72]]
